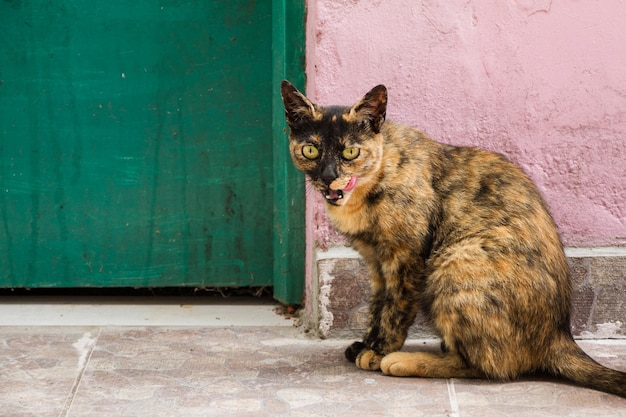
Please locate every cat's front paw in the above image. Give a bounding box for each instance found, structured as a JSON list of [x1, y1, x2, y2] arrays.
[[345, 341, 367, 363], [344, 341, 383, 371], [356, 349, 384, 371]]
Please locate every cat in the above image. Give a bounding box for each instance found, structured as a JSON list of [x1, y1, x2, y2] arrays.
[[280, 80, 626, 398]]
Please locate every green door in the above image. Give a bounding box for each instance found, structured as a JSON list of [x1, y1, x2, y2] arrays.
[[0, 1, 305, 303]]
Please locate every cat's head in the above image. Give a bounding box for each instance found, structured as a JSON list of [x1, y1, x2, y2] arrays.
[[280, 80, 387, 206]]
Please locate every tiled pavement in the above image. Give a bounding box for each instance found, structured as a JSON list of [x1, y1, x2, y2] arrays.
[[2, 325, 626, 417]]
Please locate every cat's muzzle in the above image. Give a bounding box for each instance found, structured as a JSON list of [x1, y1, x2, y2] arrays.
[[324, 188, 344, 205]]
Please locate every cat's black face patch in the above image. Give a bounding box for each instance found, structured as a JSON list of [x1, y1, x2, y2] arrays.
[[288, 107, 362, 203], [281, 80, 386, 206]]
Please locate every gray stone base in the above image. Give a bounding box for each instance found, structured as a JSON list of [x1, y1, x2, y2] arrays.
[[307, 247, 626, 340]]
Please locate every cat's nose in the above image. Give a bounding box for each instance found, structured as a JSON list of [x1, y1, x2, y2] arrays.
[[320, 164, 339, 185]]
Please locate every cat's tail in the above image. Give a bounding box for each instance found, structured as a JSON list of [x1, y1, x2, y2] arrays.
[[548, 332, 626, 398]]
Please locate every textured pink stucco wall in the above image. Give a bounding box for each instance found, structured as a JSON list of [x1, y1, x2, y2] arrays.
[[305, 0, 626, 251]]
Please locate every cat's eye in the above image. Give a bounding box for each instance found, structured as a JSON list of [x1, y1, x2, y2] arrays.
[[342, 147, 360, 160], [302, 145, 319, 160]]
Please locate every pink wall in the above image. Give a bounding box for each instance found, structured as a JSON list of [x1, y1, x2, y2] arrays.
[[305, 0, 626, 251]]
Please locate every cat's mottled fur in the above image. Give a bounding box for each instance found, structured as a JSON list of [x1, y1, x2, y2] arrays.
[[281, 80, 626, 397]]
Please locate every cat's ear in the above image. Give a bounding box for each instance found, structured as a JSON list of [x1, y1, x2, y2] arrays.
[[350, 85, 387, 133], [281, 80, 322, 129]]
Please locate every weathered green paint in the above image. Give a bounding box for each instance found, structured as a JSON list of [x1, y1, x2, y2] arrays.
[[272, 0, 307, 303], [0, 0, 305, 302]]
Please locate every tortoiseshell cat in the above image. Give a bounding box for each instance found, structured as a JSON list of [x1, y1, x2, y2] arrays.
[[281, 80, 626, 397]]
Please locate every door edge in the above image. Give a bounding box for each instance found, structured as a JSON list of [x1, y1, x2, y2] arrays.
[[271, 0, 306, 304]]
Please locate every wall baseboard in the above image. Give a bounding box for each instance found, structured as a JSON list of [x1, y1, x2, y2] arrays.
[[306, 247, 626, 340]]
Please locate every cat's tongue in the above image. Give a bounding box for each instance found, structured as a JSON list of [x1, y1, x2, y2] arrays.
[[324, 176, 358, 204], [343, 175, 358, 192]]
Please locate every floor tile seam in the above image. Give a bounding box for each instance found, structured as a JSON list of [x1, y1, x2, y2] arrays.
[[58, 329, 101, 417], [447, 379, 461, 417]]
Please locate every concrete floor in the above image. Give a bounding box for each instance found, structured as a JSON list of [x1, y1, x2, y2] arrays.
[[2, 300, 626, 417], [0, 295, 288, 327]]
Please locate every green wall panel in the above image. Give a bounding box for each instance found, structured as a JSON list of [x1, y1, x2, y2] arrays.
[[0, 0, 301, 294]]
